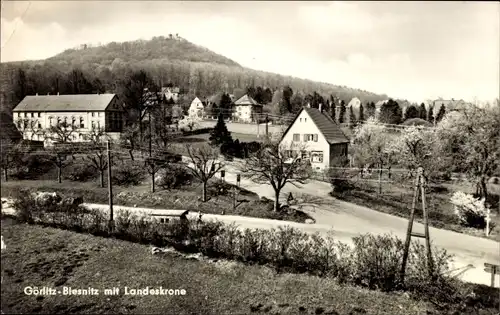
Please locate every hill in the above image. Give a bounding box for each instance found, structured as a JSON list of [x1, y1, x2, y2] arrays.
[[0, 36, 389, 114]]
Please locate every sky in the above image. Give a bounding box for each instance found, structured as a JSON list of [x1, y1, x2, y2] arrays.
[[1, 1, 499, 103]]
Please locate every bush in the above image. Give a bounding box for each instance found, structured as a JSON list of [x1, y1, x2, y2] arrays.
[[209, 179, 233, 196], [10, 152, 54, 180], [158, 164, 194, 189], [112, 162, 145, 186], [64, 163, 97, 182], [450, 192, 488, 229], [220, 140, 262, 159]]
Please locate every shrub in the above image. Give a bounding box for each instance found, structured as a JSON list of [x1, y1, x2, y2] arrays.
[[450, 192, 488, 229], [209, 179, 234, 196], [64, 163, 97, 182], [158, 164, 194, 189], [112, 162, 145, 186], [10, 152, 54, 180]]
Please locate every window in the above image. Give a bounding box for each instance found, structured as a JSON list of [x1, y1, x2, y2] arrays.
[[64, 117, 68, 125], [49, 117, 53, 126], [313, 134, 318, 142], [293, 134, 300, 142], [301, 151, 309, 159], [57, 117, 61, 125], [80, 118, 84, 128], [91, 112, 95, 117], [98, 112, 101, 117], [304, 118, 307, 122], [91, 121, 95, 129], [300, 118, 302, 122], [38, 122, 42, 128], [38, 113, 41, 118], [31, 113, 34, 118], [311, 151, 324, 163], [24, 112, 27, 117], [72, 117, 76, 126]]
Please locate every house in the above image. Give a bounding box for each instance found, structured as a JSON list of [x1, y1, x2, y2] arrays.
[[161, 87, 181, 103], [347, 97, 361, 109], [233, 94, 263, 123], [188, 97, 204, 118], [279, 106, 350, 171], [12, 94, 124, 145], [432, 99, 468, 115]]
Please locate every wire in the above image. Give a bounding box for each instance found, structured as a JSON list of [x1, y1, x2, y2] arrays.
[[1, 1, 32, 49]]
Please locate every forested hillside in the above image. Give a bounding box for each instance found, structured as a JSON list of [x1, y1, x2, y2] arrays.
[[0, 36, 388, 114]]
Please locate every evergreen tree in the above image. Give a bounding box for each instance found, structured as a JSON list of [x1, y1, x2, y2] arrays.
[[359, 103, 365, 122], [330, 101, 336, 122], [379, 99, 402, 124], [427, 105, 435, 124], [209, 113, 233, 146], [365, 101, 376, 118], [348, 106, 357, 128], [403, 105, 418, 121], [338, 100, 346, 123], [418, 103, 427, 119], [435, 104, 446, 124]]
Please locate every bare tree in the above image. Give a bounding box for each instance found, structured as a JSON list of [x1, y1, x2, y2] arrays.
[[15, 118, 37, 140], [184, 144, 224, 202], [45, 121, 79, 183], [241, 140, 312, 211], [120, 124, 140, 161], [83, 127, 109, 187], [0, 140, 22, 182]]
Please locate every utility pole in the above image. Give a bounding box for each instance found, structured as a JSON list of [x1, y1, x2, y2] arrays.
[[400, 167, 434, 284], [265, 114, 269, 138], [257, 114, 260, 138], [148, 110, 152, 158], [107, 140, 114, 232]]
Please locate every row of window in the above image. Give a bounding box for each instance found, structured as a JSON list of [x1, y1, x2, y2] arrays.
[[16, 112, 102, 118], [292, 133, 318, 142], [284, 150, 324, 163]]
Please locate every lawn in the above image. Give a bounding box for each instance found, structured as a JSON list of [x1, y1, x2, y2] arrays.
[[330, 174, 500, 241], [0, 219, 477, 315], [0, 177, 312, 223]]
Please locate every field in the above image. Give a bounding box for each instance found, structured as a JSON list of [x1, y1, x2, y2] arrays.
[[330, 173, 500, 241], [0, 219, 470, 315], [0, 176, 311, 223]]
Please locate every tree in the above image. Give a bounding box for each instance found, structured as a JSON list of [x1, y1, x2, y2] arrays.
[[365, 102, 376, 119], [184, 144, 224, 202], [120, 124, 140, 161], [427, 105, 435, 124], [351, 118, 394, 193], [219, 93, 233, 120], [0, 140, 22, 182], [435, 104, 446, 124], [359, 103, 365, 122], [83, 127, 109, 188], [45, 121, 79, 183], [403, 105, 419, 121], [379, 99, 402, 125], [118, 70, 159, 140], [209, 113, 233, 146], [330, 95, 337, 122], [338, 100, 346, 123], [418, 103, 427, 120], [241, 140, 311, 211], [436, 105, 500, 199], [348, 106, 357, 128], [290, 93, 304, 114]]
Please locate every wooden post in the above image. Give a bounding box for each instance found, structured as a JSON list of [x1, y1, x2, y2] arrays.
[[265, 114, 269, 138], [257, 116, 260, 138], [400, 168, 421, 284], [485, 208, 491, 236], [107, 141, 114, 231], [491, 265, 496, 287], [420, 171, 434, 278]]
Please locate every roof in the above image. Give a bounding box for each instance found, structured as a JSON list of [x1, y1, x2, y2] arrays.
[[432, 99, 467, 112], [13, 94, 117, 112], [161, 87, 180, 94], [234, 94, 262, 106], [281, 107, 350, 145]]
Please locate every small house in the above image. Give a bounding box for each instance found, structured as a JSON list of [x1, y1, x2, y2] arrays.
[[233, 94, 263, 123]]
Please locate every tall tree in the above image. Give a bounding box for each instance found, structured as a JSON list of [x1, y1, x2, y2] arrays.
[[365, 101, 376, 119], [348, 106, 357, 128], [418, 103, 427, 120], [427, 105, 435, 124], [379, 99, 402, 125], [338, 100, 346, 123], [219, 93, 233, 119], [436, 105, 500, 199], [359, 103, 365, 122], [83, 127, 109, 188], [403, 105, 419, 121], [209, 113, 233, 146], [242, 141, 311, 211], [185, 144, 225, 202], [435, 104, 446, 124], [290, 93, 304, 114], [45, 121, 79, 183]]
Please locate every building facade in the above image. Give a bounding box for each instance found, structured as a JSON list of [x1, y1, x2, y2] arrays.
[[188, 97, 204, 118], [232, 94, 263, 123], [12, 94, 124, 145], [280, 107, 350, 171]]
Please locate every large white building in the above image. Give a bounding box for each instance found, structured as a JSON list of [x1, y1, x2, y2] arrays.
[[280, 107, 350, 171], [188, 97, 204, 118], [12, 94, 124, 145]]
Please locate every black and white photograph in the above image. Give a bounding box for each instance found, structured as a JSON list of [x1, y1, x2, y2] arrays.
[[1, 1, 499, 314]]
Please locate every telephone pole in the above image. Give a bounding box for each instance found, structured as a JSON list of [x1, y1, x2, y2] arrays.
[[265, 114, 269, 138], [107, 140, 114, 232]]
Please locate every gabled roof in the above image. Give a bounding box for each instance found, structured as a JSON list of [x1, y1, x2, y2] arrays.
[[13, 94, 117, 112], [234, 94, 262, 106], [281, 107, 350, 145]]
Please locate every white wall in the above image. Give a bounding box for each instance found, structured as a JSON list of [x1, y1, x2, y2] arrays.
[[233, 105, 254, 123], [279, 110, 330, 171]]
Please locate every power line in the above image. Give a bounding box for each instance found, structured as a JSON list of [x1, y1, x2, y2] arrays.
[[1, 1, 32, 49]]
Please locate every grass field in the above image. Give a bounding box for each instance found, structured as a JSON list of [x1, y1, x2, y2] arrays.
[[0, 219, 460, 315], [0, 177, 311, 223], [330, 175, 500, 241]]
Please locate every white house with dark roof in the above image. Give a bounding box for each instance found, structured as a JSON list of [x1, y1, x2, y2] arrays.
[[279, 107, 350, 171], [188, 97, 204, 118], [233, 94, 263, 123], [12, 94, 124, 144]]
